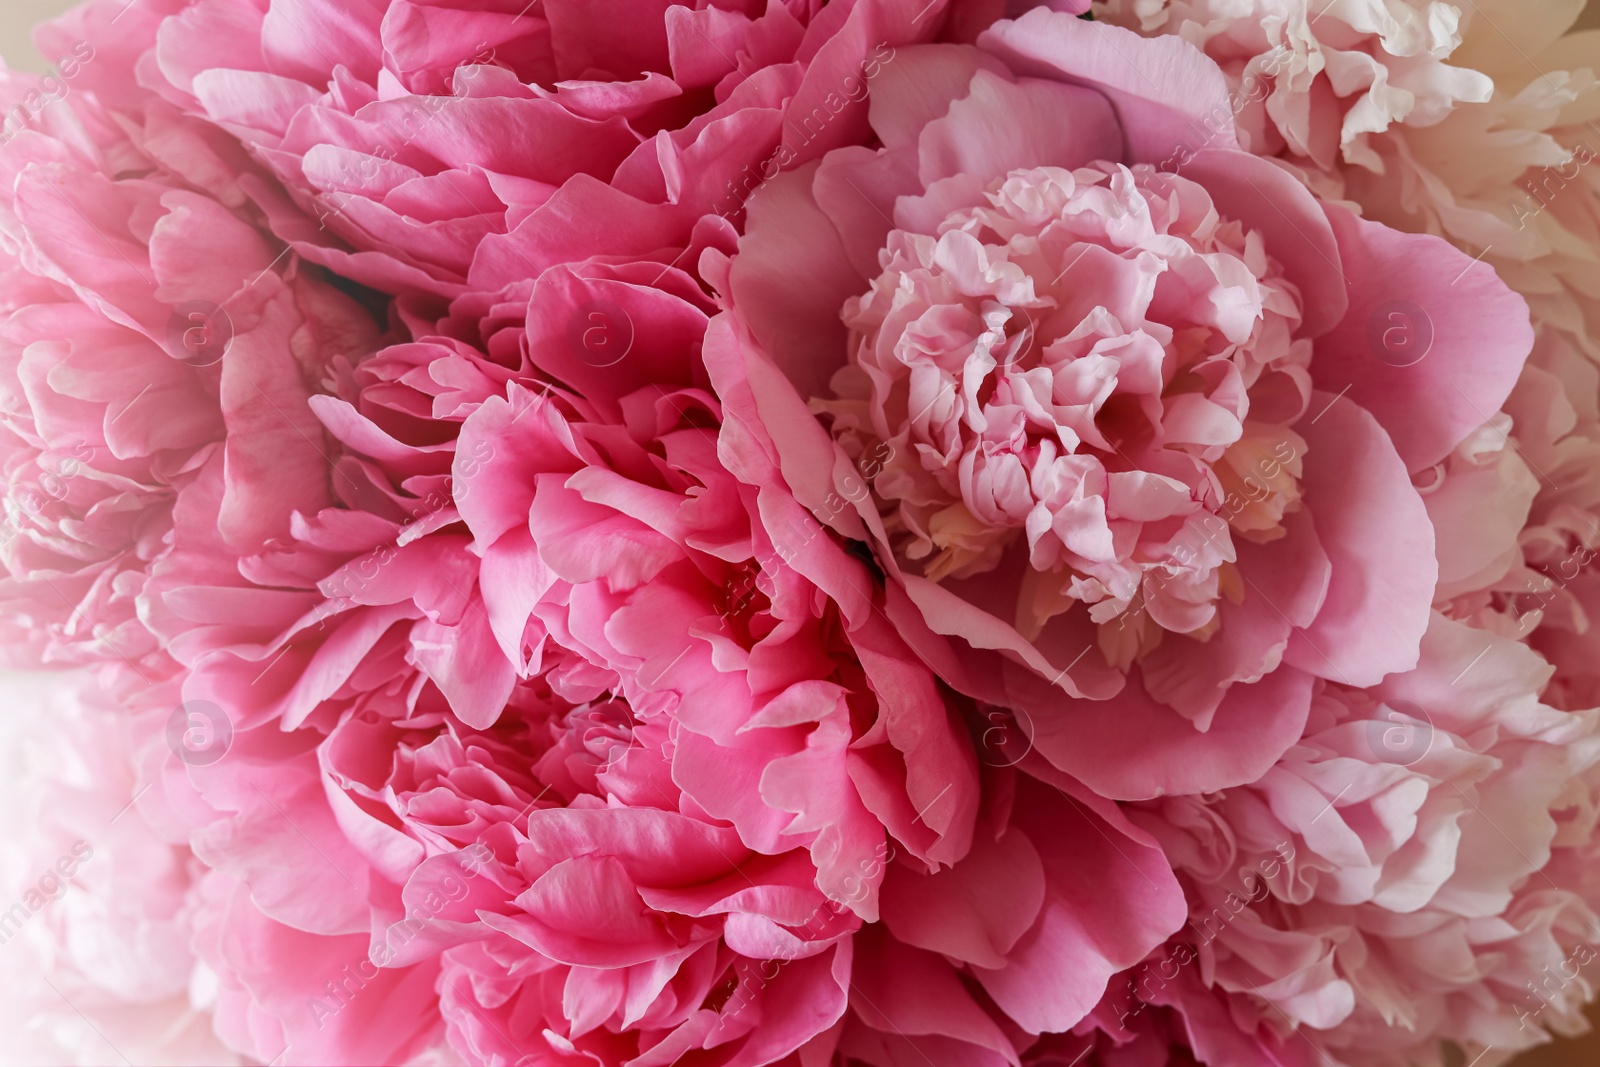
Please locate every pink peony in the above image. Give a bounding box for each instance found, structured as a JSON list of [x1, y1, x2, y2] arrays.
[[834, 764, 1185, 1062], [42, 0, 963, 302], [0, 60, 384, 686], [1089, 1, 1600, 713], [708, 8, 1535, 800], [4, 3, 1599, 1067], [123, 217, 1011, 1063], [437, 347, 1183, 1057], [1109, 616, 1600, 1066], [855, 617, 1600, 1067], [0, 673, 236, 1066]]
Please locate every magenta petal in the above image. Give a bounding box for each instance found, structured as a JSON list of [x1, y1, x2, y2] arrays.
[[477, 527, 556, 672], [703, 314, 869, 544], [454, 385, 580, 551], [469, 176, 684, 290], [504, 856, 689, 967], [851, 929, 1020, 1061], [775, 0, 944, 167], [545, 0, 673, 81], [409, 608, 517, 729], [523, 262, 710, 417], [520, 806, 746, 886]]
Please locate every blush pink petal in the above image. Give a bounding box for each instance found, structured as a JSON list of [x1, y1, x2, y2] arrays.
[[975, 10, 1241, 161], [198, 876, 443, 1067], [1027, 662, 1316, 801], [409, 609, 518, 729], [1284, 393, 1437, 687], [188, 735, 374, 938], [1311, 205, 1535, 472], [914, 69, 1122, 187], [1137, 511, 1331, 724], [1180, 149, 1349, 338]]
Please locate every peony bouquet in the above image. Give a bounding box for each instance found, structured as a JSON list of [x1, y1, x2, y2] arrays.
[[5, 0, 1600, 1065]]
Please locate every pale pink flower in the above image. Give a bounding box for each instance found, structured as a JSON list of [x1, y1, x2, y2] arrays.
[[1089, 0, 1600, 707], [1101, 615, 1600, 1066], [0, 63, 384, 687], [0, 673, 237, 1067], [1092, 0, 1495, 187], [706, 9, 1533, 800]]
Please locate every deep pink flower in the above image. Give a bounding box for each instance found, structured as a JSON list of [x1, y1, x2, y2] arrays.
[[129, 233, 1005, 1063], [707, 9, 1535, 801], [44, 0, 964, 302]]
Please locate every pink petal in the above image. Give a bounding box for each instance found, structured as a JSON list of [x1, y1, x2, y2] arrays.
[[1285, 392, 1436, 686], [1310, 204, 1533, 471]]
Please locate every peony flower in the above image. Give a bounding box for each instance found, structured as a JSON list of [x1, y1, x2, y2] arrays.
[[1087, 0, 1600, 710], [0, 61, 385, 688], [834, 763, 1186, 1062], [125, 219, 1004, 1064], [707, 8, 1535, 801], [1100, 616, 1600, 1066], [1091, 0, 1496, 191], [417, 254, 996, 1062], [0, 673, 237, 1067], [41, 0, 959, 302], [3, 4, 1598, 1067]]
